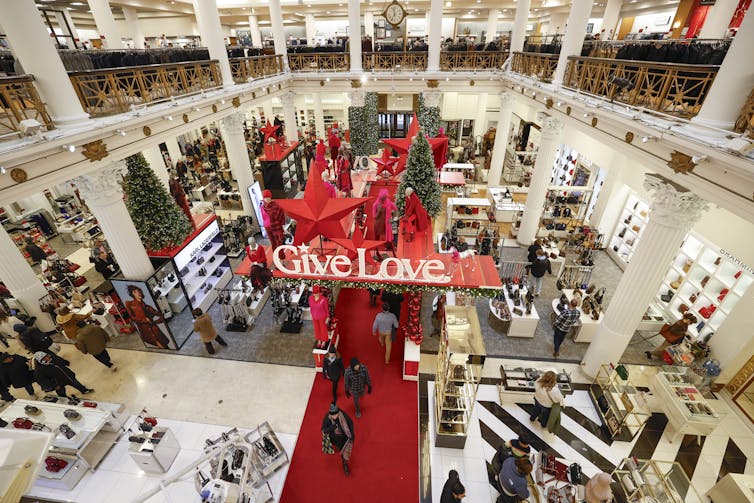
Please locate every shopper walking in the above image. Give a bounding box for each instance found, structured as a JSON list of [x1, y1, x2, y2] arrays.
[[552, 298, 580, 357], [498, 457, 533, 502], [381, 290, 404, 320], [529, 371, 564, 428], [344, 357, 372, 418], [74, 320, 116, 371], [322, 345, 345, 403], [56, 306, 91, 341], [372, 303, 399, 364], [0, 310, 24, 347], [440, 470, 466, 502], [14, 323, 56, 356], [33, 352, 93, 397], [24, 238, 48, 264], [528, 249, 552, 296], [192, 309, 228, 354], [321, 403, 354, 476], [585, 472, 614, 503], [0, 352, 39, 400], [646, 313, 696, 360], [505, 435, 531, 459], [527, 239, 542, 263]]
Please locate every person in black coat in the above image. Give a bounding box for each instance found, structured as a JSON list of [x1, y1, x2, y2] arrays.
[[33, 352, 93, 397], [526, 239, 542, 263], [380, 290, 404, 320], [528, 249, 552, 296], [14, 324, 54, 355], [322, 346, 345, 403], [24, 239, 48, 264], [440, 470, 466, 502], [0, 352, 38, 399]]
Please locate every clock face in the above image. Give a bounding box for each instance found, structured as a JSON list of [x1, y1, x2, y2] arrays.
[[385, 3, 405, 27]]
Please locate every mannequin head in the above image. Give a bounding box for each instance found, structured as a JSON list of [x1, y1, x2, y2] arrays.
[[248, 237, 256, 248], [405, 187, 414, 197], [312, 284, 322, 299]]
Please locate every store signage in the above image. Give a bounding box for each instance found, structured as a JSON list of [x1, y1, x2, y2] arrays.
[[719, 249, 754, 275], [174, 221, 220, 271], [272, 245, 451, 284]]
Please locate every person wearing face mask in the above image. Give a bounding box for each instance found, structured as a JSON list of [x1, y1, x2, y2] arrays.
[[528, 249, 552, 297], [322, 346, 345, 403]]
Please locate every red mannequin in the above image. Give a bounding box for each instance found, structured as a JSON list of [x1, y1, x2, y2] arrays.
[[402, 186, 430, 242], [309, 285, 329, 343]]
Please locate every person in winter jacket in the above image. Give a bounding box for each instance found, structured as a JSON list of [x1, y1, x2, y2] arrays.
[[322, 346, 345, 403], [528, 249, 552, 296], [74, 320, 116, 371], [14, 323, 54, 355], [440, 470, 466, 502], [0, 352, 38, 400], [56, 306, 90, 341], [33, 352, 93, 397], [192, 309, 228, 354], [344, 357, 372, 418]]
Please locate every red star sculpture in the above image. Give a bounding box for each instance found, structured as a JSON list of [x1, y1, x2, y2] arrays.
[[371, 149, 399, 178], [275, 168, 371, 245], [381, 114, 448, 175], [330, 227, 385, 264], [260, 120, 280, 144]]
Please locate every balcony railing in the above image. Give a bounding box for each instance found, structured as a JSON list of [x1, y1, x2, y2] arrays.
[[0, 75, 53, 137], [230, 54, 285, 82], [287, 52, 349, 72], [440, 51, 508, 71], [68, 60, 221, 117], [510, 52, 559, 82], [563, 56, 719, 118], [363, 52, 427, 71]]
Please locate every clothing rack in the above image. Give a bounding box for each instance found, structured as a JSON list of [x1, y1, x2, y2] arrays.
[[216, 282, 260, 332]]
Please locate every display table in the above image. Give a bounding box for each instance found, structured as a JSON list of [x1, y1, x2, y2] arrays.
[[191, 185, 211, 201], [403, 337, 420, 381], [128, 426, 180, 474], [652, 370, 719, 443], [498, 366, 573, 395], [0, 399, 124, 490], [488, 286, 539, 338], [442, 162, 475, 174], [439, 171, 466, 188], [56, 216, 101, 244], [708, 473, 754, 502], [541, 244, 566, 278], [551, 289, 602, 343]]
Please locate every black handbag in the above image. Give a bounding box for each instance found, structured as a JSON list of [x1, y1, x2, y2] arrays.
[[597, 395, 609, 413], [660, 290, 673, 302], [552, 206, 562, 217], [566, 196, 579, 204], [568, 463, 582, 485], [555, 223, 567, 230]]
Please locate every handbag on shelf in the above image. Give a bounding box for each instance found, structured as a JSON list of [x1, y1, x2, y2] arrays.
[[701, 275, 710, 288], [615, 364, 629, 380], [631, 225, 640, 233], [670, 276, 682, 290], [624, 215, 632, 224], [660, 290, 674, 302], [679, 303, 690, 314], [683, 260, 693, 273]]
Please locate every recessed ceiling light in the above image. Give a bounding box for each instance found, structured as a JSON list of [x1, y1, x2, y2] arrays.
[[445, 1, 451, 6], [115, 129, 127, 136], [163, 115, 173, 121], [62, 144, 76, 153], [71, 1, 85, 5], [0, 166, 6, 175]]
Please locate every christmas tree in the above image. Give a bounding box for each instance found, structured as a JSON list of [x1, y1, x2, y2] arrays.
[[123, 153, 193, 251], [397, 131, 443, 216], [417, 93, 440, 137], [348, 92, 379, 157]]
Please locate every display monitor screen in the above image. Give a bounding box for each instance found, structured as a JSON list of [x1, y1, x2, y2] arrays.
[[248, 181, 267, 238]]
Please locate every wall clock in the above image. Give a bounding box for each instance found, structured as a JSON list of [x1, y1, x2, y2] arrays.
[[383, 0, 406, 28]]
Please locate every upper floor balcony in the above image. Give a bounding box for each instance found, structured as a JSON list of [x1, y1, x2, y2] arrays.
[[286, 49, 508, 72]]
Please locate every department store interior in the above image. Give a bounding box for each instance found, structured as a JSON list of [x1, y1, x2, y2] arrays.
[[0, 0, 753, 502]]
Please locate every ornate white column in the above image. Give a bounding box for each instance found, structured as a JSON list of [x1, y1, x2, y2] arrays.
[[122, 7, 145, 49], [281, 91, 299, 139], [193, 0, 234, 86], [486, 9, 499, 43], [348, 0, 362, 73], [313, 92, 325, 138], [552, 0, 593, 86], [517, 116, 563, 245], [269, 0, 289, 71], [248, 15, 263, 48], [0, 226, 56, 331], [510, 0, 532, 53], [473, 93, 489, 139], [601, 0, 623, 40], [142, 145, 169, 189], [364, 12, 375, 41], [692, 8, 754, 130], [219, 113, 256, 217], [87, 0, 124, 48], [427, 0, 443, 71], [582, 176, 708, 376], [305, 14, 317, 46], [0, 0, 90, 128], [73, 164, 156, 281], [699, 0, 739, 39], [488, 92, 515, 187]]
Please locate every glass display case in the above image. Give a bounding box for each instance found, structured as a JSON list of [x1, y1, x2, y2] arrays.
[[612, 458, 704, 503], [589, 364, 651, 441], [499, 366, 573, 395], [652, 369, 719, 443], [435, 305, 486, 449]]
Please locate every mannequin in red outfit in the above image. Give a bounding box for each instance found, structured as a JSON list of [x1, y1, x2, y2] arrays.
[[401, 187, 431, 242], [245, 238, 271, 289], [309, 285, 330, 344]]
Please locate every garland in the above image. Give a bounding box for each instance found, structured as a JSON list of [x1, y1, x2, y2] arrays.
[[418, 93, 440, 137], [265, 277, 498, 298], [348, 91, 379, 156]]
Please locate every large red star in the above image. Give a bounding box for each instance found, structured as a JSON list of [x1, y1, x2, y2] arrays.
[[275, 169, 371, 245], [330, 226, 384, 264], [372, 149, 399, 178], [381, 114, 448, 175], [260, 120, 280, 144]]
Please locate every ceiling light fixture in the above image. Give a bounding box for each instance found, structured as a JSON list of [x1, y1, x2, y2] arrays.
[[556, 101, 562, 106], [62, 144, 76, 153], [445, 1, 451, 6], [692, 155, 708, 164], [194, 107, 201, 112], [220, 99, 226, 104], [326, 77, 331, 81], [115, 129, 127, 136], [163, 115, 174, 121], [641, 135, 656, 143], [0, 166, 5, 175], [360, 74, 367, 83], [583, 112, 591, 118]]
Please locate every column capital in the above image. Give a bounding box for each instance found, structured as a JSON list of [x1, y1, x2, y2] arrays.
[[220, 112, 246, 132], [73, 162, 126, 207], [348, 90, 366, 107], [421, 90, 441, 108], [540, 115, 564, 138], [644, 174, 709, 229], [281, 90, 296, 102], [499, 91, 515, 107]]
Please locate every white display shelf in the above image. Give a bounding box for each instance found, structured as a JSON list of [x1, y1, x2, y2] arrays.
[[128, 427, 181, 474], [193, 267, 233, 314], [489, 285, 539, 338], [180, 242, 224, 284], [608, 191, 649, 271], [185, 258, 228, 298]]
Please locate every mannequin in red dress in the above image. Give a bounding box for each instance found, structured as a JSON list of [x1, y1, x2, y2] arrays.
[[315, 139, 330, 178], [401, 186, 431, 242], [336, 154, 353, 197], [309, 285, 330, 344], [245, 238, 272, 288]]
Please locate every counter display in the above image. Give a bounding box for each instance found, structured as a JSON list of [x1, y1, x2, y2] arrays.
[[652, 370, 719, 443], [488, 283, 539, 338], [551, 289, 603, 343]]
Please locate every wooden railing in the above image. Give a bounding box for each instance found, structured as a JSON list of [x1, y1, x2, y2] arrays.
[[564, 56, 719, 118], [363, 52, 427, 71], [440, 51, 508, 71], [230, 54, 285, 82], [287, 52, 349, 72], [0, 75, 53, 137], [510, 52, 559, 82], [68, 60, 221, 117]]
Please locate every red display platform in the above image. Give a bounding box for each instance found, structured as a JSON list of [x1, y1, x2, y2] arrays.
[[259, 140, 300, 162], [147, 213, 215, 257]]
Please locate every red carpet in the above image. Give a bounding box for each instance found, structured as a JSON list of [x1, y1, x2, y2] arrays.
[[280, 288, 418, 503]]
